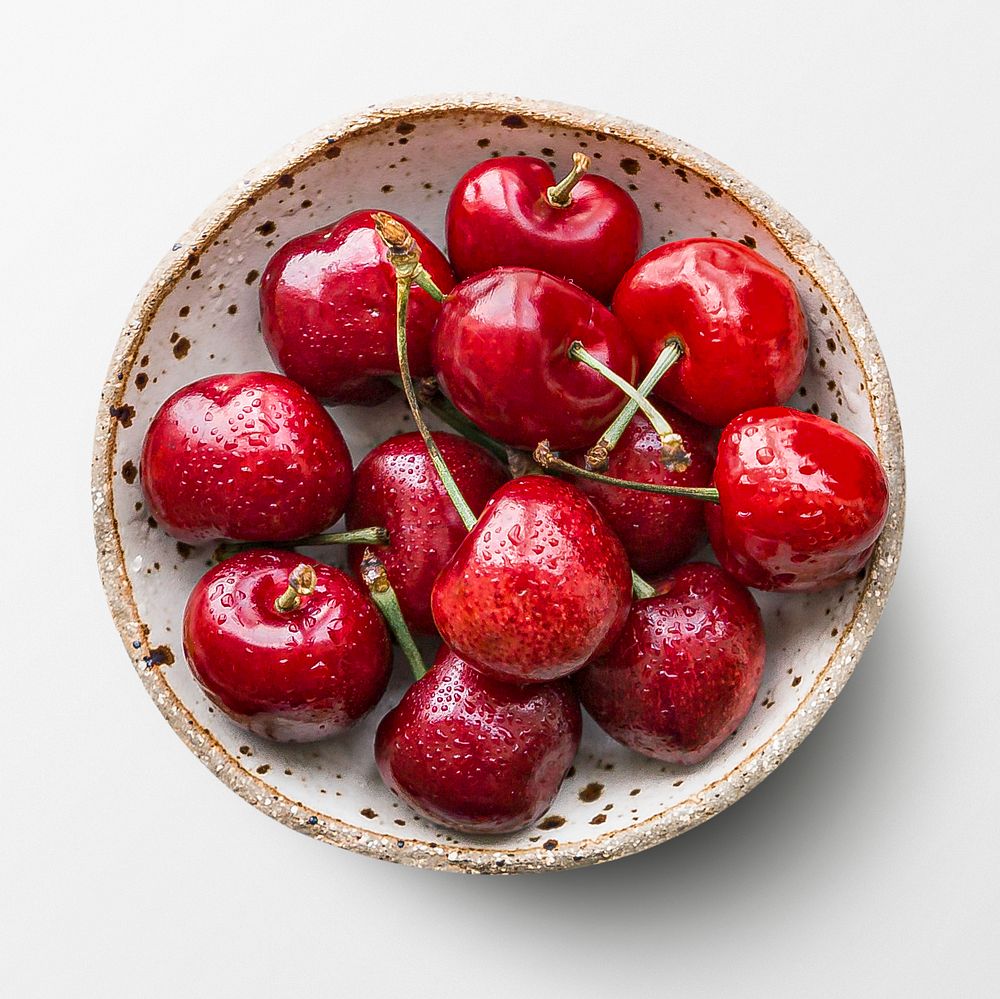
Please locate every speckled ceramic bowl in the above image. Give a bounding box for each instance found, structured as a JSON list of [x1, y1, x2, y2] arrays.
[[93, 95, 904, 874]]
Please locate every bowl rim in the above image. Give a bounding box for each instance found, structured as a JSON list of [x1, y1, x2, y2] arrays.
[[92, 93, 905, 874]]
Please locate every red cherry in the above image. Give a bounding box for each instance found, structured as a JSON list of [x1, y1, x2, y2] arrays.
[[445, 154, 642, 301], [140, 371, 352, 542], [183, 551, 391, 742], [577, 563, 765, 764], [259, 210, 455, 405], [566, 406, 715, 576], [431, 476, 632, 683], [375, 647, 581, 833], [345, 432, 509, 634], [433, 268, 638, 451], [612, 238, 808, 426], [706, 407, 890, 591]]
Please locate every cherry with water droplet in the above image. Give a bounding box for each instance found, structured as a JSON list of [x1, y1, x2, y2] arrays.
[[259, 210, 454, 405], [346, 431, 509, 634], [183, 551, 392, 741], [140, 371, 352, 542], [432, 267, 638, 450], [431, 475, 633, 683], [445, 153, 642, 301], [706, 407, 890, 590], [577, 562, 765, 764], [375, 647, 581, 833], [613, 238, 809, 426]]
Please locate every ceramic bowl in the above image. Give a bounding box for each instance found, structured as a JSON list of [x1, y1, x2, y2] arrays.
[[93, 95, 904, 873]]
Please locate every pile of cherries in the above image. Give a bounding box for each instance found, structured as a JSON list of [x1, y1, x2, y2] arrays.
[[140, 151, 890, 835]]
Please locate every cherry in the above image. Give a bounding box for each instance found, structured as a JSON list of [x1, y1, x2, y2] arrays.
[[577, 563, 765, 764], [140, 371, 352, 542], [432, 267, 638, 451], [375, 647, 581, 833], [259, 209, 454, 405], [706, 407, 890, 591], [345, 431, 509, 634], [431, 475, 633, 683], [612, 238, 809, 426], [183, 551, 391, 741], [446, 153, 642, 301], [566, 406, 715, 576]]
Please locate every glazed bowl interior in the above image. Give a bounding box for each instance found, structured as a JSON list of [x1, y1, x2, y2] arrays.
[[93, 96, 903, 873]]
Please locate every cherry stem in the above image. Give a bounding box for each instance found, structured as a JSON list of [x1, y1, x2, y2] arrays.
[[360, 548, 426, 680], [546, 152, 591, 207], [585, 338, 685, 471], [274, 563, 317, 614], [371, 212, 447, 301], [213, 527, 389, 563], [533, 441, 720, 503], [569, 340, 691, 473], [631, 570, 656, 600], [387, 374, 508, 464], [374, 214, 478, 531]]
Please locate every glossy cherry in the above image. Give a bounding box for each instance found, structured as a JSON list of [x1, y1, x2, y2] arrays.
[[432, 267, 638, 451], [446, 154, 642, 301], [375, 647, 581, 833], [345, 431, 509, 634], [613, 238, 809, 426], [706, 407, 890, 591], [431, 475, 632, 683], [259, 209, 455, 405], [577, 563, 765, 764], [566, 406, 715, 576], [140, 371, 352, 542], [183, 551, 391, 741]]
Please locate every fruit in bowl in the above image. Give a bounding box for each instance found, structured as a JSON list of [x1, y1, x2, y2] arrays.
[[94, 97, 902, 873]]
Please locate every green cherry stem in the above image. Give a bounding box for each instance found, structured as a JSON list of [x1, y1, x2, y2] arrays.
[[534, 441, 720, 503], [585, 338, 685, 471], [373, 213, 477, 531], [546, 152, 591, 207], [360, 548, 426, 680], [631, 570, 656, 600], [213, 527, 390, 563], [568, 340, 691, 472]]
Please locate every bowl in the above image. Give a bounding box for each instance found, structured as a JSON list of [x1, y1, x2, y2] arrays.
[[92, 95, 904, 873]]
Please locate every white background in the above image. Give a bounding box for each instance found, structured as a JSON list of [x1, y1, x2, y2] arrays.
[[3, 2, 997, 995]]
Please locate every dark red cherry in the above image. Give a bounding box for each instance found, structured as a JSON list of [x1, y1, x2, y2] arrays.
[[432, 267, 638, 451], [140, 371, 352, 542], [706, 407, 890, 591], [445, 154, 642, 301], [183, 551, 391, 742], [375, 647, 581, 833], [259, 210, 455, 405], [431, 475, 632, 683], [613, 238, 808, 426], [566, 405, 715, 576], [577, 563, 765, 764], [345, 432, 509, 634]]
